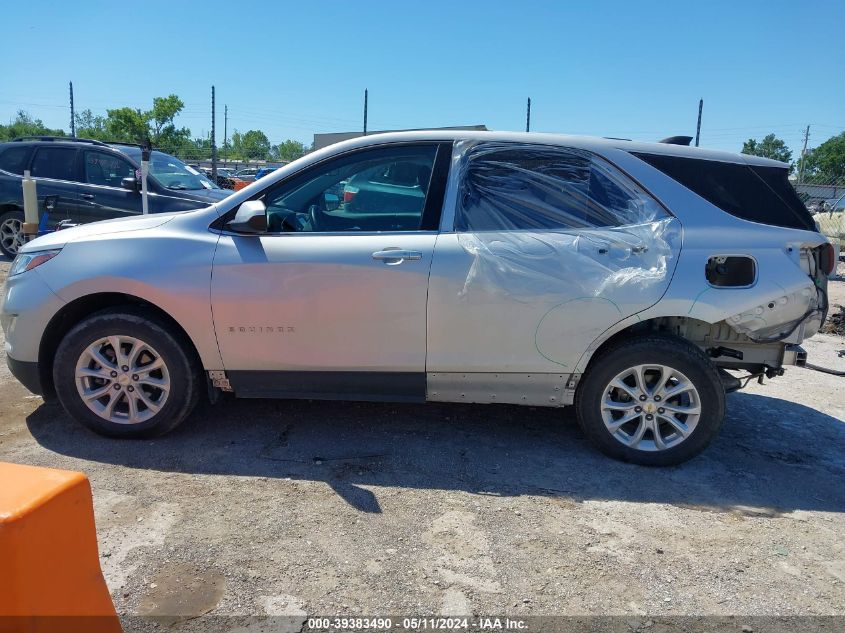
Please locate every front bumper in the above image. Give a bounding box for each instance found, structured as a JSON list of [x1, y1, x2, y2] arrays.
[[7, 355, 42, 395], [1, 268, 65, 364]]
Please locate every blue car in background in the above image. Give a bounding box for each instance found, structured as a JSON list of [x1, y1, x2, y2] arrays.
[[255, 166, 280, 179]]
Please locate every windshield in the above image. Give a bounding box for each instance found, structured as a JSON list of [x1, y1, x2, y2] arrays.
[[115, 146, 220, 191]]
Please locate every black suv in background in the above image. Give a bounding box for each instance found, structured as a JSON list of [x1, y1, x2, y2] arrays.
[[0, 137, 232, 258]]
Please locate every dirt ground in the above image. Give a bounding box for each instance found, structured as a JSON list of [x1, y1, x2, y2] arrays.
[[0, 258, 843, 632]]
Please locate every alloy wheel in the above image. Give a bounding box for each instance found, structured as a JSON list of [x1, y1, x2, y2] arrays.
[[0, 217, 24, 256], [74, 335, 170, 424], [600, 364, 701, 451]]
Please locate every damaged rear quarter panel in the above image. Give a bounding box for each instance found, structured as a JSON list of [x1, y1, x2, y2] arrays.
[[571, 149, 828, 371]]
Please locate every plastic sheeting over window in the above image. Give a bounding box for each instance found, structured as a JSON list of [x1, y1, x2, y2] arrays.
[[455, 142, 667, 232], [452, 141, 677, 303]]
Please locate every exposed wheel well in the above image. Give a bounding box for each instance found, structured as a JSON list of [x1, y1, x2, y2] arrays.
[[584, 317, 702, 368], [581, 315, 784, 378], [38, 293, 202, 398]]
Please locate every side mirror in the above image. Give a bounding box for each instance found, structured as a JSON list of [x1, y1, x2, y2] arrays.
[[227, 200, 267, 234], [121, 177, 139, 192], [324, 192, 340, 211]]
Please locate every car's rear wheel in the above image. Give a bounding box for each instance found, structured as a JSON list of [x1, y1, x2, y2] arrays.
[[53, 308, 201, 438], [0, 209, 25, 259], [575, 335, 725, 466]]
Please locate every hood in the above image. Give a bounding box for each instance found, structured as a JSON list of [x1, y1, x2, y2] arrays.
[[21, 214, 177, 252]]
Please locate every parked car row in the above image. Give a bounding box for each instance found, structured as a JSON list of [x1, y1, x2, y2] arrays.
[[1, 130, 833, 466], [0, 137, 231, 258], [185, 165, 287, 189], [190, 166, 249, 191]]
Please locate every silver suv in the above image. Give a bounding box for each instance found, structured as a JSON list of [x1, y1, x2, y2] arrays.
[[1, 131, 834, 465]]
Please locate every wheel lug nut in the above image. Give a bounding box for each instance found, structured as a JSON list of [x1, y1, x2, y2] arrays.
[[639, 395, 647, 401], [132, 374, 139, 381], [127, 386, 134, 392], [658, 408, 665, 414], [113, 384, 121, 391], [110, 371, 118, 378], [645, 414, 654, 421], [121, 365, 129, 372], [634, 406, 642, 413], [654, 395, 662, 402]]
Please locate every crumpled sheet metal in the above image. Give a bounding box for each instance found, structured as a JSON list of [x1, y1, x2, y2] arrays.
[[727, 283, 820, 341]]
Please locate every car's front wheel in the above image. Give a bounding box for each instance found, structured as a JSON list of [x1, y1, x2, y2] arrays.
[[575, 335, 725, 466], [0, 209, 25, 259], [53, 308, 201, 438]]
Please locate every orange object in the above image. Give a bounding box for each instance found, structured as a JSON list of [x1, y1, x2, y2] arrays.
[[0, 462, 122, 633], [232, 179, 249, 191]]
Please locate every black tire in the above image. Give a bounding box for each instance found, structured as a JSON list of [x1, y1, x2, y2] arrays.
[[575, 334, 725, 466], [0, 208, 25, 259], [53, 307, 202, 438]]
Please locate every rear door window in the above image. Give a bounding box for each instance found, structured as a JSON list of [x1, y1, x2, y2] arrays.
[[455, 143, 666, 231], [0, 145, 32, 175], [633, 152, 814, 231], [30, 147, 78, 181]]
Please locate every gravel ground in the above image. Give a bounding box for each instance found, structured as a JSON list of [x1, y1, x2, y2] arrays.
[[0, 257, 843, 633]]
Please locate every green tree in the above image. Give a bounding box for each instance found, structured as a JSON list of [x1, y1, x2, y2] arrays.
[[148, 95, 191, 151], [231, 130, 271, 160], [104, 107, 149, 143], [95, 94, 190, 149], [0, 110, 65, 141], [271, 139, 308, 162], [74, 109, 108, 140], [801, 132, 845, 184], [741, 133, 793, 168]]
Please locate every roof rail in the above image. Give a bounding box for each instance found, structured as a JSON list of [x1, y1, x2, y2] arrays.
[[11, 136, 109, 146]]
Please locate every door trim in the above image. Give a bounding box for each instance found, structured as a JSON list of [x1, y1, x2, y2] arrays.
[[227, 371, 426, 402]]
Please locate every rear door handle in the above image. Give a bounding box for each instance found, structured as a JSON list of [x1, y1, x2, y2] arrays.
[[80, 193, 95, 200], [372, 249, 423, 263]]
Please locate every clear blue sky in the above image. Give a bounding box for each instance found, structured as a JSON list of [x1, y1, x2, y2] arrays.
[[3, 0, 843, 157]]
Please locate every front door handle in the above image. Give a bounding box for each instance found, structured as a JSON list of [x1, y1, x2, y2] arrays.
[[80, 193, 95, 200], [372, 249, 422, 264]]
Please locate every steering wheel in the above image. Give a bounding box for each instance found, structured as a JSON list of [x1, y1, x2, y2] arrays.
[[308, 204, 321, 232]]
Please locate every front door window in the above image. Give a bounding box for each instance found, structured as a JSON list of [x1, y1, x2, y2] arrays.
[[84, 151, 135, 187], [260, 145, 438, 233]]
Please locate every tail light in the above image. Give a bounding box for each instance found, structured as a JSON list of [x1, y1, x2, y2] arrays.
[[343, 186, 358, 204], [819, 242, 836, 275]]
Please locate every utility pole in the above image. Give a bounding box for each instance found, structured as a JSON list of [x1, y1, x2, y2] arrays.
[[223, 105, 228, 164], [798, 125, 810, 184], [363, 89, 368, 136], [526, 98, 531, 132], [694, 99, 703, 147], [211, 86, 217, 182], [69, 81, 75, 137]]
